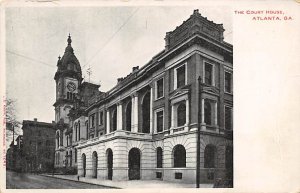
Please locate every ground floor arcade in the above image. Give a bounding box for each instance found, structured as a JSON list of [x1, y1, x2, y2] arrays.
[[76, 131, 233, 184]]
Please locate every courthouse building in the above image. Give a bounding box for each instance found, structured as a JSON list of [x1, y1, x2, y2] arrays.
[[54, 10, 233, 183]]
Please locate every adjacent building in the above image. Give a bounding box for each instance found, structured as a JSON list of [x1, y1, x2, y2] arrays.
[[6, 135, 23, 172], [21, 119, 56, 173], [54, 9, 233, 184]]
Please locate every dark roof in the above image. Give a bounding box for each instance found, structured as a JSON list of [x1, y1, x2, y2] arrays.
[[22, 120, 54, 130], [54, 34, 82, 81]]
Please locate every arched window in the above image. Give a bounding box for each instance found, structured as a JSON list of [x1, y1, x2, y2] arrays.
[[56, 132, 59, 148], [157, 147, 163, 168], [82, 153, 86, 177], [111, 107, 117, 132], [177, 103, 186, 127], [173, 145, 186, 168], [204, 100, 212, 125], [75, 123, 78, 141], [142, 92, 150, 133], [92, 151, 98, 178], [204, 145, 216, 168], [75, 149, 77, 163], [126, 101, 132, 131]]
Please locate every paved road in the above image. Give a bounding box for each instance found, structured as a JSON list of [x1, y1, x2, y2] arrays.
[[6, 171, 116, 189]]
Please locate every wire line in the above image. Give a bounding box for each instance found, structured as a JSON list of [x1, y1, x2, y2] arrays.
[[6, 50, 54, 68], [84, 8, 140, 68]]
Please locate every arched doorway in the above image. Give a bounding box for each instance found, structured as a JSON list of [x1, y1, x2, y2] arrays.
[[82, 153, 86, 177], [107, 149, 113, 180], [128, 148, 141, 180], [142, 92, 150, 133], [92, 151, 98, 178], [173, 145, 186, 168]]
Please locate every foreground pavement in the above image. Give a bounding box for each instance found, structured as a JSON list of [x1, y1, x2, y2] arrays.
[[6, 171, 116, 189], [42, 174, 214, 188]]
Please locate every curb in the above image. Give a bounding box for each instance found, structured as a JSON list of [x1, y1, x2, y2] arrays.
[[40, 174, 121, 189]]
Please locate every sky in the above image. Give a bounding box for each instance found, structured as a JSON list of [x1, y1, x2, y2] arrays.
[[5, 6, 232, 124]]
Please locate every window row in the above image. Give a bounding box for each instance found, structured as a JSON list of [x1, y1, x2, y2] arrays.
[[174, 62, 232, 93]]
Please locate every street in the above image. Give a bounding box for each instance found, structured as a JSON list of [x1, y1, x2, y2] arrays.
[[6, 171, 115, 189]]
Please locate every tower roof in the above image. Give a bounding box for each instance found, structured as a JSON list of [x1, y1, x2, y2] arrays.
[[55, 34, 82, 81]]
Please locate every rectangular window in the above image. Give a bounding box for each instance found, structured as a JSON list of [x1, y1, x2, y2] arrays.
[[175, 172, 183, 179], [177, 65, 186, 88], [225, 107, 232, 130], [156, 172, 162, 179], [156, 78, 164, 99], [225, 71, 232, 93], [156, 111, 164, 133], [205, 63, 213, 85], [99, 111, 104, 125]]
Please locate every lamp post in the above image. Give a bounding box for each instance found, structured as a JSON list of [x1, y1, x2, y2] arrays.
[[196, 76, 202, 188]]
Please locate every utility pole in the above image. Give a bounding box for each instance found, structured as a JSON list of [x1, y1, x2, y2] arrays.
[[196, 76, 202, 188]]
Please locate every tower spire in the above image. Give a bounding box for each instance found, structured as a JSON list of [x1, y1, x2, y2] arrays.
[[67, 33, 72, 45]]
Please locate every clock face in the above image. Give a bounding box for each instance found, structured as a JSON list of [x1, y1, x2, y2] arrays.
[[67, 82, 76, 92]]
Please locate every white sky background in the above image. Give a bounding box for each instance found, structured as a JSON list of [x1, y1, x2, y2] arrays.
[[5, 6, 232, 123]]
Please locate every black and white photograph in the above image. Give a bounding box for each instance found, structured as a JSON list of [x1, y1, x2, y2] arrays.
[[4, 5, 233, 189], [1, 1, 300, 192]]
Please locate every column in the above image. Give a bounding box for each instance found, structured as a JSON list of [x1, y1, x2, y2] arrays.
[[171, 105, 175, 128], [117, 103, 122, 130], [149, 87, 153, 134], [201, 99, 205, 123], [185, 99, 189, 126], [134, 95, 139, 132], [214, 102, 218, 125], [131, 97, 135, 132], [106, 110, 110, 134]]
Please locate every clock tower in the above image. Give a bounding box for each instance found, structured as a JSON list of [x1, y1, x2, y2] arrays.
[[54, 34, 83, 124]]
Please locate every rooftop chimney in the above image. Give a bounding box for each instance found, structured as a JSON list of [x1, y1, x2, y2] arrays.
[[132, 66, 139, 72], [117, 77, 123, 83], [34, 118, 37, 122]]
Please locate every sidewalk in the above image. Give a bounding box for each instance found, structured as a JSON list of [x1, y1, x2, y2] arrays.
[[41, 174, 214, 189]]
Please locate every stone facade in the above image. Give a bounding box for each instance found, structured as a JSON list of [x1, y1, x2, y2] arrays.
[[54, 10, 233, 184]]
